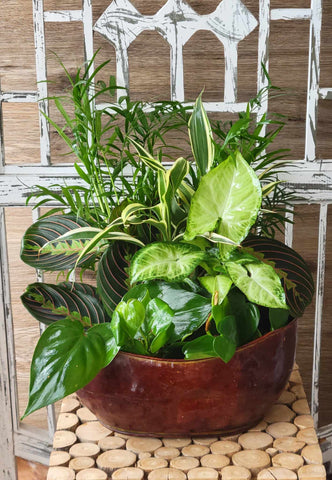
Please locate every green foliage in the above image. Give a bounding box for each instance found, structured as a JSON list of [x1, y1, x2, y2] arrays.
[[22, 319, 118, 418], [21, 282, 110, 326], [20, 59, 315, 418]]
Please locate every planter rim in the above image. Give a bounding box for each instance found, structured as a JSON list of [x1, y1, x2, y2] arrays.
[[117, 317, 297, 364]]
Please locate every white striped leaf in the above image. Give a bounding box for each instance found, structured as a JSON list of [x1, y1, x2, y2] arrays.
[[129, 242, 206, 283]]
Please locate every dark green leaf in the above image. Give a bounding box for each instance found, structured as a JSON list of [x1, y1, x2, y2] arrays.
[[23, 319, 108, 418], [111, 300, 145, 346], [269, 308, 290, 330], [213, 335, 236, 363], [183, 334, 215, 359], [126, 281, 211, 342]]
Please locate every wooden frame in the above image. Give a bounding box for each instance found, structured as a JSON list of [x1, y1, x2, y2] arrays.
[[0, 1, 331, 477]]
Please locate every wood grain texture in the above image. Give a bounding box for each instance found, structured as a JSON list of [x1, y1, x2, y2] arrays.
[[1, 0, 332, 444]]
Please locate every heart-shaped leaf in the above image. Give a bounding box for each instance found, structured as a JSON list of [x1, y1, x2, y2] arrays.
[[226, 260, 287, 309], [124, 281, 211, 342], [22, 319, 115, 418], [20, 214, 95, 270], [129, 242, 206, 283], [184, 152, 262, 259], [21, 282, 109, 326], [242, 236, 314, 317]]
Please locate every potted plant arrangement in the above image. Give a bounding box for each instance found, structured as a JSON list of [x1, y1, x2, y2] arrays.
[[20, 60, 314, 436]]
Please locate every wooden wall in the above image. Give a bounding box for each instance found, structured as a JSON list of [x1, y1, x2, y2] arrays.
[[1, 0, 331, 432]]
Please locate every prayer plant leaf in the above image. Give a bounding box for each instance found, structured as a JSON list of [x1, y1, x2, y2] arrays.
[[129, 242, 206, 283], [20, 214, 96, 271], [21, 282, 109, 326], [226, 260, 288, 310], [97, 243, 130, 317], [184, 152, 262, 259], [188, 93, 214, 177], [22, 319, 115, 418]]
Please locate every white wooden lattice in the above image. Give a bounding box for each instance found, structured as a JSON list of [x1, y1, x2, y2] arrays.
[[0, 1, 331, 478]]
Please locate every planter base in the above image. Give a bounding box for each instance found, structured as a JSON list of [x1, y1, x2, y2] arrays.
[[78, 320, 297, 437]]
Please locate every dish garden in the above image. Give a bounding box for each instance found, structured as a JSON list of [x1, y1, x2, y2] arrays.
[[20, 60, 314, 435]]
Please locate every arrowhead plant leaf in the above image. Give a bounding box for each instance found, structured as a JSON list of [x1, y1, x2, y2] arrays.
[[226, 260, 288, 309], [129, 242, 206, 283], [184, 152, 262, 259]]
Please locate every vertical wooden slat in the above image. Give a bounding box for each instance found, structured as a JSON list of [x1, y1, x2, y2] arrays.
[[256, 0, 270, 133], [32, 0, 51, 166], [305, 0, 322, 162], [311, 203, 328, 427], [0, 208, 18, 479], [223, 39, 238, 103], [170, 42, 184, 102], [284, 208, 294, 248], [0, 81, 5, 170]]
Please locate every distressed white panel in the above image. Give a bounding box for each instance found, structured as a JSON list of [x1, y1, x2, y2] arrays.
[[0, 208, 17, 478], [44, 10, 83, 22], [284, 208, 294, 248], [311, 203, 328, 427], [14, 424, 51, 465], [256, 0, 270, 132], [96, 100, 249, 113], [305, 0, 323, 162], [319, 88, 332, 100], [94, 0, 257, 101], [33, 0, 51, 165], [0, 92, 38, 103], [271, 8, 312, 21]]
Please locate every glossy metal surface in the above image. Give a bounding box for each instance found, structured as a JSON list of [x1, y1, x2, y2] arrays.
[[78, 319, 297, 437]]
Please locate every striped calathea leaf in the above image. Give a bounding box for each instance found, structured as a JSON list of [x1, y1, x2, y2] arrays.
[[21, 282, 110, 326], [20, 214, 100, 271], [97, 242, 131, 317]]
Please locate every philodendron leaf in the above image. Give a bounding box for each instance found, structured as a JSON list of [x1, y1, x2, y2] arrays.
[[213, 335, 236, 363], [20, 214, 95, 271], [188, 93, 214, 177], [21, 282, 109, 326], [183, 332, 236, 363], [184, 152, 262, 259], [183, 335, 215, 360], [124, 281, 211, 342], [226, 260, 288, 309], [23, 319, 116, 418], [129, 242, 205, 283], [269, 308, 290, 330], [111, 300, 145, 346]]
